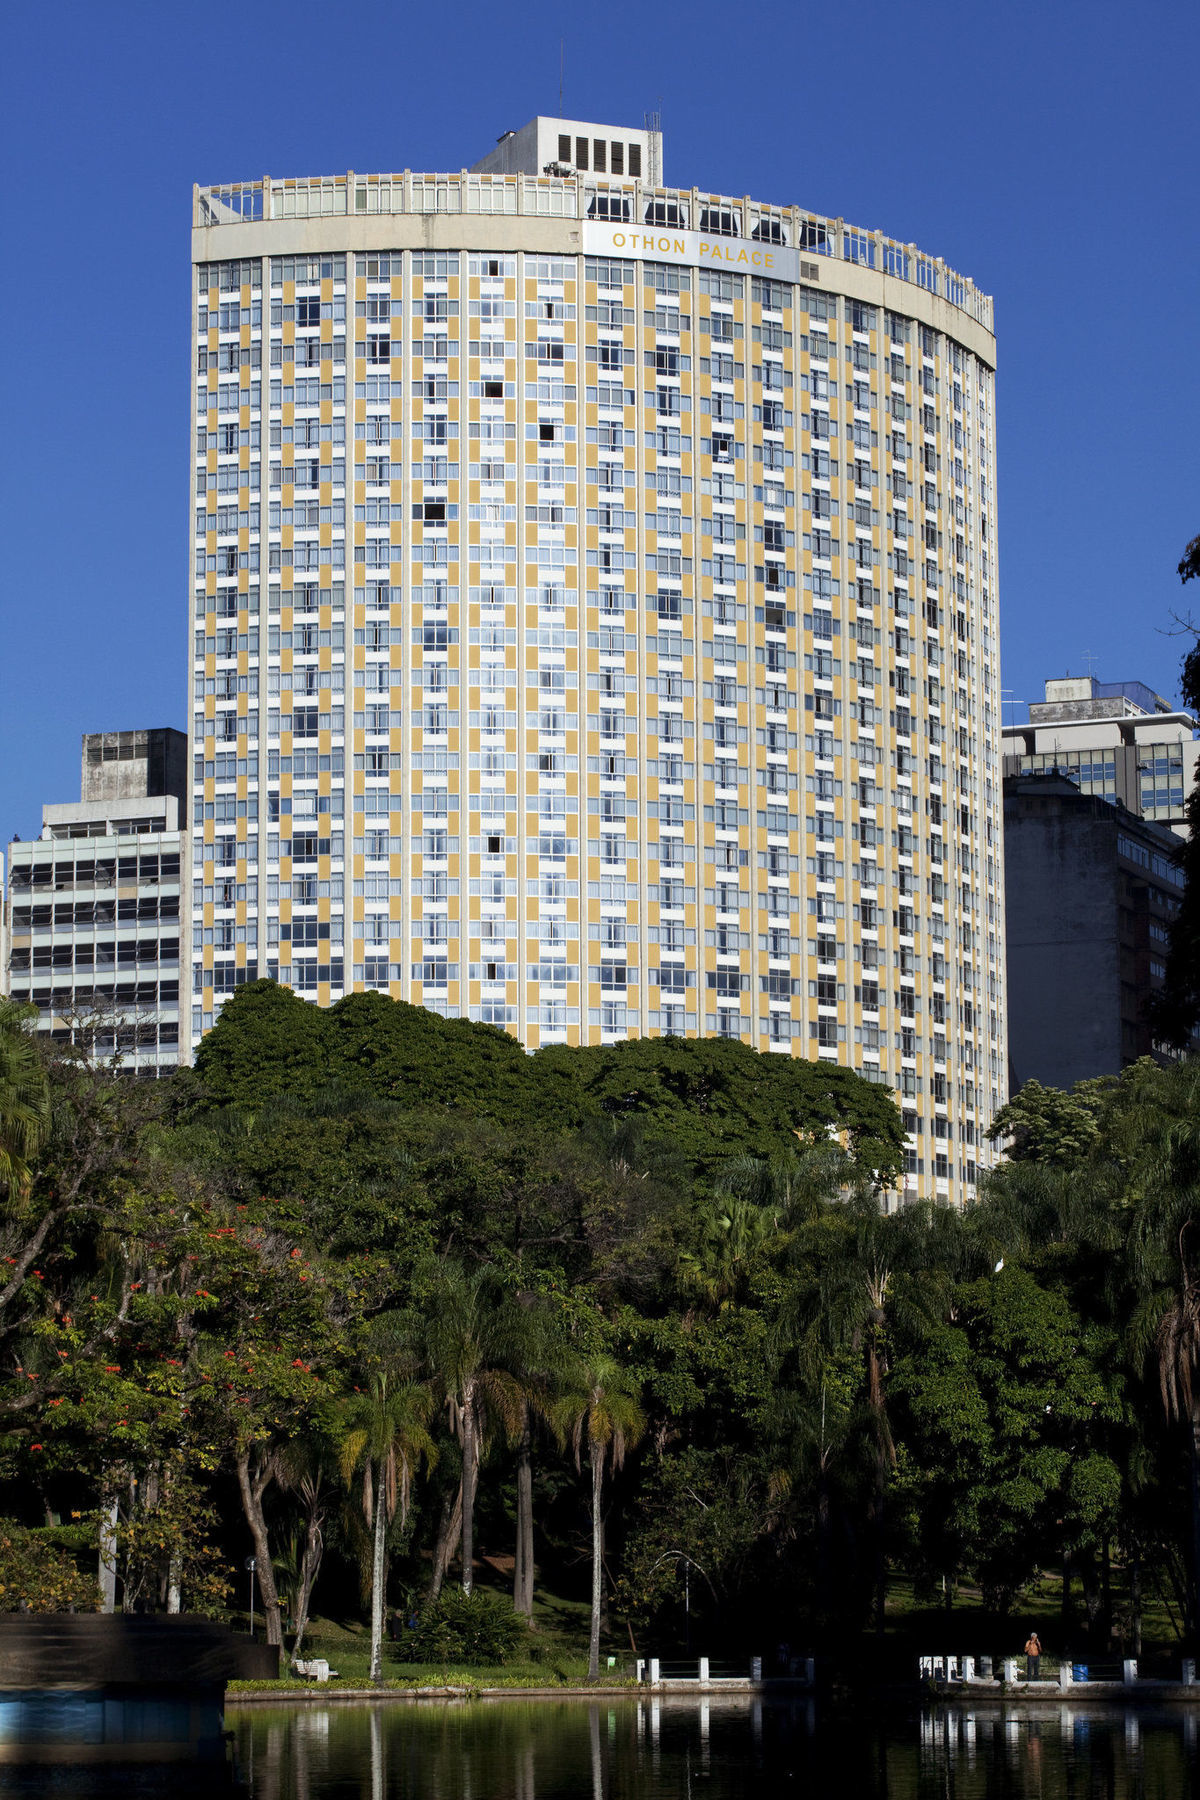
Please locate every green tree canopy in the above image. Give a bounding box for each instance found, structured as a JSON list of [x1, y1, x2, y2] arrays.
[[988, 1076, 1113, 1167], [193, 982, 537, 1120], [529, 1035, 905, 1186]]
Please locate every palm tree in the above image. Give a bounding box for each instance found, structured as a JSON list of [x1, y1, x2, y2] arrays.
[[779, 1191, 955, 1634], [339, 1370, 436, 1684], [680, 1145, 867, 1313], [717, 1142, 863, 1223], [278, 1440, 333, 1656], [678, 1191, 775, 1312], [511, 1300, 576, 1620], [559, 1354, 645, 1680], [424, 1262, 528, 1597], [0, 1001, 50, 1201]]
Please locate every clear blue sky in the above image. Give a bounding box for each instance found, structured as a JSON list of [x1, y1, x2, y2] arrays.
[[2, 0, 1197, 843]]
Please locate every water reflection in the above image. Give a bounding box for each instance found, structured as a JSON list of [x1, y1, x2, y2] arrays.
[[230, 1695, 1200, 1799]]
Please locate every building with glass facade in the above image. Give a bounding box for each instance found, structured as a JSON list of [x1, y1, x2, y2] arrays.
[[1003, 675, 1197, 837], [189, 117, 1004, 1201]]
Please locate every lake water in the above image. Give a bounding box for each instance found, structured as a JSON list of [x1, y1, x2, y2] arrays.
[[228, 1694, 1200, 1798]]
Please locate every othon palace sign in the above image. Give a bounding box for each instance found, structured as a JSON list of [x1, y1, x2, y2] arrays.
[[582, 220, 811, 285]]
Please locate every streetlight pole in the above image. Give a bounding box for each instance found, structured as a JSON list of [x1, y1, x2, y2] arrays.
[[245, 1555, 257, 1639]]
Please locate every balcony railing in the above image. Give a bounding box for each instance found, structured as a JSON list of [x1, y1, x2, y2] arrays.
[[195, 172, 992, 332]]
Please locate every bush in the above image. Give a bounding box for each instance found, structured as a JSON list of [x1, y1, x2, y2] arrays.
[[0, 1522, 100, 1613], [392, 1589, 530, 1665]]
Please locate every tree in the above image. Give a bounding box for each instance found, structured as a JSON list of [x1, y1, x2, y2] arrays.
[[422, 1263, 527, 1596], [1149, 530, 1200, 1045], [617, 1446, 767, 1643], [560, 1354, 646, 1680], [0, 1002, 50, 1200], [678, 1191, 776, 1312], [1117, 1061, 1200, 1650], [190, 979, 334, 1110], [0, 1049, 163, 1389], [193, 982, 535, 1122], [509, 1297, 576, 1622], [679, 1145, 858, 1310], [0, 1523, 100, 1612], [779, 1196, 962, 1634], [190, 1195, 345, 1648], [987, 1077, 1112, 1168], [277, 1438, 334, 1656], [339, 1349, 436, 1684], [891, 1266, 1122, 1616], [325, 991, 535, 1120], [110, 1460, 232, 1618], [529, 1035, 907, 1188]]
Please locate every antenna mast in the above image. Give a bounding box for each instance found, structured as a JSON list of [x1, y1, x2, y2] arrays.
[[644, 104, 662, 187]]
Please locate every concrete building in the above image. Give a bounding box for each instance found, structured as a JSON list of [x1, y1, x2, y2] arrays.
[[1003, 771, 1184, 1089], [3, 730, 187, 1075], [188, 115, 1004, 1202], [1003, 675, 1197, 838]]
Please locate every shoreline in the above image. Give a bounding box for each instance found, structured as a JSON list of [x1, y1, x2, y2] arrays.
[[227, 1680, 809, 1707], [227, 1678, 1200, 1710], [926, 1680, 1200, 1708]]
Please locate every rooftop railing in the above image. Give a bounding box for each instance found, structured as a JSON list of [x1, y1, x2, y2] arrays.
[[196, 172, 992, 332]]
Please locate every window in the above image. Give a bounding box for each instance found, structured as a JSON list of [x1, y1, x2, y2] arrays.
[[586, 258, 633, 288], [589, 193, 631, 221], [699, 207, 738, 237]]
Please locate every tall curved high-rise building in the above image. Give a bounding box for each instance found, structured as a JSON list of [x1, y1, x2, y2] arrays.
[[189, 116, 1004, 1202]]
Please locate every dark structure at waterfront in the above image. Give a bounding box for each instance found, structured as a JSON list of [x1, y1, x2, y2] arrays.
[[0, 1612, 275, 1776]]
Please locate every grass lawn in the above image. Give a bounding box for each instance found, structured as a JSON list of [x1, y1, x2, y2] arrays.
[[228, 1580, 629, 1692]]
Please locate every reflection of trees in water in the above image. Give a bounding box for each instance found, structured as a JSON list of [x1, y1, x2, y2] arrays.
[[232, 1698, 1200, 1799]]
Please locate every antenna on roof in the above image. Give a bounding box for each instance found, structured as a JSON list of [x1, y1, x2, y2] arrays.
[[559, 39, 564, 118], [644, 103, 662, 188]]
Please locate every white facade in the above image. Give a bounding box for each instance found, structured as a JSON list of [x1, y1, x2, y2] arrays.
[[4, 732, 186, 1075]]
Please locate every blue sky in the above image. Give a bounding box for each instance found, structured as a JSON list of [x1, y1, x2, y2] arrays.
[[2, 0, 1197, 843]]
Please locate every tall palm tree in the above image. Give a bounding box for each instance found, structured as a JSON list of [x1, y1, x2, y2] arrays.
[[423, 1262, 527, 1595], [339, 1371, 436, 1683], [559, 1354, 645, 1680], [0, 1001, 50, 1201], [511, 1298, 578, 1620]]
